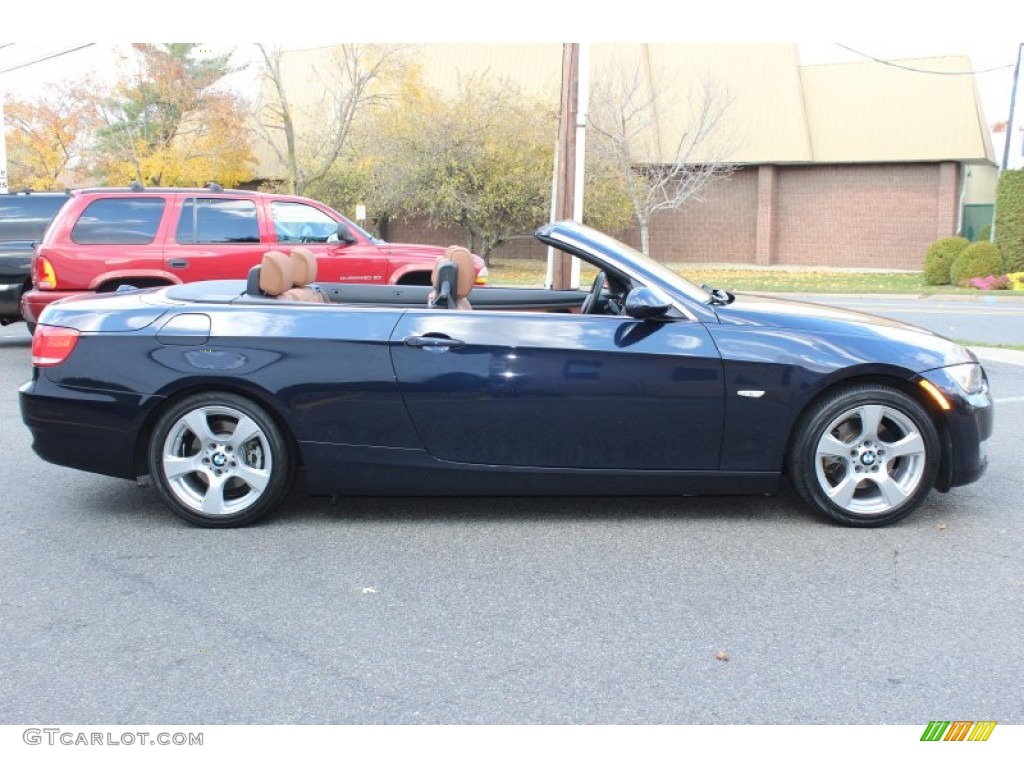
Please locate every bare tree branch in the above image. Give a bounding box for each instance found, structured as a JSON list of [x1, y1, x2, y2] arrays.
[[252, 43, 409, 195], [589, 55, 737, 255]]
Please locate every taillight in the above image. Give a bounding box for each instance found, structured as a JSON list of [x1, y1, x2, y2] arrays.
[[31, 326, 80, 367], [35, 255, 57, 289]]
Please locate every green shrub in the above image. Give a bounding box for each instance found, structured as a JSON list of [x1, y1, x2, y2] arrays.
[[922, 236, 969, 285], [995, 169, 1024, 272], [949, 241, 1006, 286]]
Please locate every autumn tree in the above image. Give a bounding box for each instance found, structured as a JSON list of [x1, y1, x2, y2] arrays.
[[366, 74, 557, 264], [91, 44, 254, 187], [3, 82, 96, 190], [254, 44, 409, 196], [589, 54, 736, 255]]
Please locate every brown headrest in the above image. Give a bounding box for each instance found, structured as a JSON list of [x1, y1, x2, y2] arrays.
[[446, 245, 475, 299], [290, 247, 317, 286], [430, 254, 445, 285], [259, 251, 293, 296]]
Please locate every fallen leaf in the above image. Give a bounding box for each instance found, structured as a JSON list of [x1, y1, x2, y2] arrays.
[[934, 523, 947, 531], [715, 651, 730, 662]]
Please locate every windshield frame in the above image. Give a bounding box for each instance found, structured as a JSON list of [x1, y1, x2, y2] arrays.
[[535, 221, 716, 309]]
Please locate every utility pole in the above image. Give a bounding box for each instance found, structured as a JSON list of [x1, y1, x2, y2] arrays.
[[548, 43, 583, 290], [0, 95, 8, 193], [1001, 43, 1022, 172]]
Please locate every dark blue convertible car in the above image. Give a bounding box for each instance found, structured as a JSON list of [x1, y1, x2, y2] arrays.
[[20, 221, 993, 527]]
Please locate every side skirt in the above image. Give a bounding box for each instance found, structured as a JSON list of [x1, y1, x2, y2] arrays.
[[299, 442, 780, 497]]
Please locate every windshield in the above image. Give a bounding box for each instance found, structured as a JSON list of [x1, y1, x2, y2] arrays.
[[551, 224, 714, 304], [321, 205, 385, 245], [348, 218, 384, 245]]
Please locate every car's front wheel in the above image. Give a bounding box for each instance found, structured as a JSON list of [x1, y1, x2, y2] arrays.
[[148, 393, 295, 527], [788, 384, 940, 527]]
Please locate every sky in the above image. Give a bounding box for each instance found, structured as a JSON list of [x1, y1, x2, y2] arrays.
[[0, 2, 1020, 141], [2, 41, 1019, 127]]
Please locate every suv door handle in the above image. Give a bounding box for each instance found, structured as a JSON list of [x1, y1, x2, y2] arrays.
[[404, 334, 465, 350], [169, 259, 189, 268]]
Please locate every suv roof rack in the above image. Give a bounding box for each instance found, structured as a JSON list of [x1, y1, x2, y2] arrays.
[[71, 186, 259, 196]]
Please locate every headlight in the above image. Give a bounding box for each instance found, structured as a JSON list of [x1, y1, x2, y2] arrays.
[[945, 363, 987, 395]]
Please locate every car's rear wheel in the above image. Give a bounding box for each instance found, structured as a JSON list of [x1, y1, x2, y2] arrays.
[[148, 392, 295, 527], [787, 384, 940, 527]]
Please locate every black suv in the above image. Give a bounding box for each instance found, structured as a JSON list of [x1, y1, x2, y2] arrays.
[[0, 191, 70, 326]]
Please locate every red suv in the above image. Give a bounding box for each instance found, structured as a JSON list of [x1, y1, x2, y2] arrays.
[[21, 186, 487, 327]]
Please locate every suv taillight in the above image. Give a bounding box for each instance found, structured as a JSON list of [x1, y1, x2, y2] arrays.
[[35, 254, 57, 289], [32, 326, 80, 367]]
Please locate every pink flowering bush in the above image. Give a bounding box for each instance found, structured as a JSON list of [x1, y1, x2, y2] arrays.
[[967, 275, 1011, 290]]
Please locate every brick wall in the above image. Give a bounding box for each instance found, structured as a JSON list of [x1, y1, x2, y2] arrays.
[[644, 167, 760, 264], [384, 162, 960, 270], [772, 163, 958, 269]]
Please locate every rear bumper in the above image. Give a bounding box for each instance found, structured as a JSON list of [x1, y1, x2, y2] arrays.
[[19, 377, 152, 480], [20, 289, 85, 325], [0, 280, 25, 321]]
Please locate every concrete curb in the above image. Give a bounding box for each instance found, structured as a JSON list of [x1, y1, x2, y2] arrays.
[[971, 347, 1024, 367], [752, 292, 1024, 302]]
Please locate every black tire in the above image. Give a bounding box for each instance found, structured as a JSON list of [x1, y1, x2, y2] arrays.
[[26, 321, 36, 336], [787, 384, 940, 527], [147, 392, 295, 527]]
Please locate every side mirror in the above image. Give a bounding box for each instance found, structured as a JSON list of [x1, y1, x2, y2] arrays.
[[624, 286, 672, 319], [336, 221, 358, 245]]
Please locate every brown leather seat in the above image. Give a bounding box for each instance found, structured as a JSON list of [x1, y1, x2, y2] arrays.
[[280, 247, 325, 302], [428, 245, 475, 310], [257, 250, 293, 296]]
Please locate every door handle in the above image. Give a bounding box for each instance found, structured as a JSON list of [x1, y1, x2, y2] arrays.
[[168, 259, 189, 268], [404, 335, 465, 349]]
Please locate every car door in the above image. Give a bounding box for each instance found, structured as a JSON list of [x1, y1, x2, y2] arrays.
[[389, 309, 725, 470], [268, 200, 387, 283], [168, 195, 264, 281]]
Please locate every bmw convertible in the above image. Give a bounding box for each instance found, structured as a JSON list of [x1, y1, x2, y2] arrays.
[[20, 221, 993, 528]]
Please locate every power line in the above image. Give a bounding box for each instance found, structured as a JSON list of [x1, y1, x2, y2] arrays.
[[835, 43, 1014, 75], [0, 43, 96, 76]]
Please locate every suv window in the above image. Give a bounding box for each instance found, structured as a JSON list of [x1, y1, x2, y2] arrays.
[[71, 197, 166, 245], [176, 198, 260, 244], [0, 194, 70, 241], [271, 201, 339, 244]]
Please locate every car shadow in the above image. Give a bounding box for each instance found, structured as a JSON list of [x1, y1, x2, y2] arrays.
[[262, 472, 822, 529], [67, 472, 965, 531]]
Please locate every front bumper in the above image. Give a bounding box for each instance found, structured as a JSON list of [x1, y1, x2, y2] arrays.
[[918, 367, 994, 490]]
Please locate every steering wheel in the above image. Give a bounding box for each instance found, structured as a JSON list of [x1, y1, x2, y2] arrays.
[[580, 271, 606, 315]]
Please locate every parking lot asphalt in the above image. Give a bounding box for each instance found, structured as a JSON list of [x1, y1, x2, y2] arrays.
[[1, 322, 1022, 727]]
